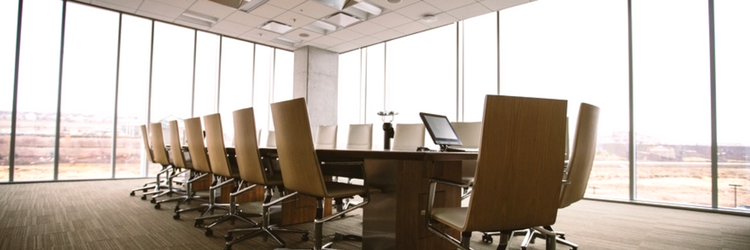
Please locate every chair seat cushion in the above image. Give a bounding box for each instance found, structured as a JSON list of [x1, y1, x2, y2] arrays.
[[432, 207, 468, 231], [324, 181, 367, 199]]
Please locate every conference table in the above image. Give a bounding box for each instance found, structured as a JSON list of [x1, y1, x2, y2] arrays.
[[259, 148, 478, 250], [182, 144, 477, 250]]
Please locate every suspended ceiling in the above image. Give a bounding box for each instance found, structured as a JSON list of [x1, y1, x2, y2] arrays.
[[72, 0, 536, 53]]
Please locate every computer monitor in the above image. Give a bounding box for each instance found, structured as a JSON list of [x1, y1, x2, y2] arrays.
[[419, 112, 462, 150]]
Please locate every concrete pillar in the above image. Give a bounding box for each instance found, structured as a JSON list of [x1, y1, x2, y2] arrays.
[[293, 46, 338, 133]]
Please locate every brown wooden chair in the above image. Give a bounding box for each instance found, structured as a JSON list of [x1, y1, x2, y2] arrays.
[[223, 107, 309, 250], [129, 124, 164, 198], [143, 122, 182, 203], [156, 120, 209, 214], [197, 113, 259, 237], [426, 95, 568, 250], [271, 98, 371, 250], [516, 102, 600, 250]]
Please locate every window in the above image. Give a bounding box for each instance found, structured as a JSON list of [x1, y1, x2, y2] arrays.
[[715, 0, 750, 209], [14, 0, 63, 181], [500, 0, 629, 199], [632, 0, 711, 206], [193, 31, 220, 118], [0, 0, 19, 182], [462, 12, 498, 122], [115, 14, 152, 178]]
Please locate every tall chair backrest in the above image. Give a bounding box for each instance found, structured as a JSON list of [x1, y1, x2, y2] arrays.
[[203, 113, 234, 178], [266, 130, 277, 147], [270, 98, 328, 198], [233, 107, 268, 185], [346, 124, 373, 150], [184, 117, 211, 174], [168, 120, 189, 169], [464, 95, 567, 232], [391, 123, 425, 150], [559, 103, 600, 208], [140, 124, 155, 163], [451, 121, 482, 148], [315, 125, 338, 149], [149, 122, 171, 166]]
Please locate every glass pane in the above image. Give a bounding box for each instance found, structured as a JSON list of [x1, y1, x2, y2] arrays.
[[715, 0, 750, 210], [386, 24, 457, 149], [14, 0, 63, 181], [338, 49, 363, 149], [463, 12, 497, 122], [194, 31, 220, 118], [364, 44, 385, 150], [267, 48, 293, 140], [218, 37, 253, 116], [150, 22, 194, 175], [632, 0, 710, 206], [0, 0, 18, 182], [115, 15, 152, 178], [250, 44, 273, 145], [500, 0, 629, 198], [58, 3, 119, 180]]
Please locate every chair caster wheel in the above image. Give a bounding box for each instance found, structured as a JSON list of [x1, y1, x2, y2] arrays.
[[150, 198, 156, 204], [130, 191, 135, 196], [224, 233, 233, 241], [482, 234, 493, 244], [154, 204, 161, 209], [194, 220, 203, 227], [141, 196, 146, 200], [173, 213, 180, 220], [302, 233, 310, 241], [205, 229, 213, 237], [223, 245, 232, 250]]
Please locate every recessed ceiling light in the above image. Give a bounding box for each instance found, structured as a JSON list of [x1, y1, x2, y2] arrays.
[[387, 0, 402, 3], [260, 21, 294, 34], [178, 10, 219, 27], [325, 12, 361, 28], [299, 33, 310, 38], [421, 14, 437, 23]]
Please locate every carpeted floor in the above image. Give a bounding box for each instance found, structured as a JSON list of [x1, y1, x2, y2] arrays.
[[1, 178, 749, 250]]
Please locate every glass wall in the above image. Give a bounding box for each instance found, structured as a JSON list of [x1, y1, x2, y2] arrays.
[[58, 3, 119, 179], [115, 14, 152, 178], [462, 12, 498, 122], [2, 1, 293, 181], [499, 0, 630, 199], [0, 0, 19, 182], [632, 0, 711, 206], [14, 0, 63, 181], [715, 0, 750, 209]]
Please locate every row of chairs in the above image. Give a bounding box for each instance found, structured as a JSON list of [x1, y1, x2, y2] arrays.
[[131, 105, 371, 250]]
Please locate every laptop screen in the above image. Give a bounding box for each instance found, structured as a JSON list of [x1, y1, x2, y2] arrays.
[[419, 112, 462, 147]]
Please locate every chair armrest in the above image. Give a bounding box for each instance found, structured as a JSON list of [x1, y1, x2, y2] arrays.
[[429, 177, 472, 189], [426, 177, 470, 228]]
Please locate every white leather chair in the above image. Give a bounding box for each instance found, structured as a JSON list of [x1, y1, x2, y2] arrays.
[[346, 124, 373, 150], [315, 125, 338, 149], [451, 121, 482, 199], [391, 123, 425, 151]]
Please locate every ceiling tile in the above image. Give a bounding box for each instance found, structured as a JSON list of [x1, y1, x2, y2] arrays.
[[291, 0, 339, 19], [446, 3, 491, 21], [248, 3, 286, 19], [393, 21, 429, 35], [370, 29, 403, 41], [480, 0, 534, 11], [240, 28, 283, 42], [349, 35, 380, 47], [139, 0, 185, 19], [210, 20, 253, 37], [151, 0, 196, 9], [423, 0, 478, 12], [284, 28, 324, 43], [423, 12, 458, 28], [91, 0, 140, 13], [136, 9, 177, 22], [273, 11, 317, 30], [309, 35, 345, 48], [367, 0, 422, 12], [224, 11, 266, 27], [187, 0, 235, 20], [346, 21, 387, 35], [328, 42, 361, 53], [266, 0, 306, 9], [368, 11, 411, 28], [395, 1, 442, 21], [327, 28, 365, 42]]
